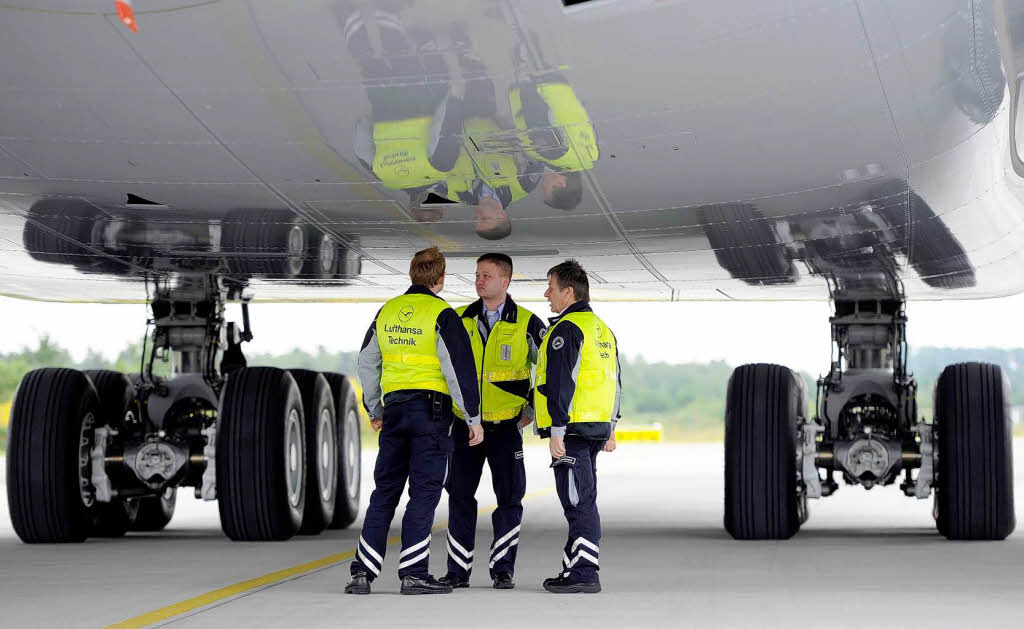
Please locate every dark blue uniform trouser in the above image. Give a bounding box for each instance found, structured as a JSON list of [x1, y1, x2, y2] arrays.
[[553, 436, 604, 583], [351, 397, 453, 581], [445, 419, 526, 579]]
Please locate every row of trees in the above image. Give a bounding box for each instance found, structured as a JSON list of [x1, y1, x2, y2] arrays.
[[4, 339, 1024, 446]]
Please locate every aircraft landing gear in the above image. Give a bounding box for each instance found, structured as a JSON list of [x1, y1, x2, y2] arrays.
[[6, 273, 362, 543], [724, 295, 1014, 540]]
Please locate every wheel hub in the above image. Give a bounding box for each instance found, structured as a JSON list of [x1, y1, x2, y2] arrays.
[[285, 408, 303, 508], [317, 407, 336, 502]]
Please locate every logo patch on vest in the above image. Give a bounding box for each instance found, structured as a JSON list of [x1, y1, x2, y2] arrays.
[[551, 336, 564, 350], [398, 305, 415, 322], [501, 344, 512, 361], [514, 450, 524, 460]]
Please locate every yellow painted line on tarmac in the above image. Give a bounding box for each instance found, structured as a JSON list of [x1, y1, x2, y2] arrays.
[[106, 487, 555, 629]]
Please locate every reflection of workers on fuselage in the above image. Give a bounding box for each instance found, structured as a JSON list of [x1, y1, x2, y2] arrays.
[[343, 6, 539, 240], [427, 24, 545, 240], [341, 3, 472, 209], [509, 71, 599, 211], [441, 253, 546, 590]]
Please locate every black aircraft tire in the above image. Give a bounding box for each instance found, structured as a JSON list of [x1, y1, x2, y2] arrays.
[[323, 373, 361, 529], [131, 488, 177, 532], [935, 362, 1015, 540], [217, 367, 306, 541], [222, 209, 307, 278], [83, 370, 140, 537], [7, 368, 100, 543], [290, 370, 338, 535], [724, 363, 803, 540], [700, 203, 796, 286]]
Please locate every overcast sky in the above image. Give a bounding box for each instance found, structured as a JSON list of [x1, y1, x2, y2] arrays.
[[5, 293, 1024, 375]]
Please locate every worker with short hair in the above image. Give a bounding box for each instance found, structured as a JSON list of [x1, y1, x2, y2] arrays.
[[441, 253, 546, 590], [346, 246, 483, 596], [534, 259, 620, 594]]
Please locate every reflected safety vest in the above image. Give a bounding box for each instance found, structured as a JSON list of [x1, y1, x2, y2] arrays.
[[376, 292, 452, 399], [509, 82, 599, 172], [462, 117, 531, 203], [372, 117, 452, 190], [535, 311, 616, 429], [454, 303, 535, 422]]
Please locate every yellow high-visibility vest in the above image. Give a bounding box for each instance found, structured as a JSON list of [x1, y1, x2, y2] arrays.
[[454, 303, 536, 422], [377, 292, 452, 398], [509, 82, 598, 172], [535, 311, 616, 429], [372, 117, 453, 190], [462, 117, 531, 203]]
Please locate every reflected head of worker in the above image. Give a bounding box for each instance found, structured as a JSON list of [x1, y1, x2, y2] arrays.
[[409, 246, 446, 294], [475, 252, 513, 306], [541, 171, 583, 211], [544, 258, 589, 314], [474, 196, 511, 240]]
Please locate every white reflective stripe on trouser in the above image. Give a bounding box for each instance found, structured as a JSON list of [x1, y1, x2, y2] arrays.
[[398, 548, 430, 570], [357, 536, 382, 576], [567, 549, 599, 568], [397, 534, 432, 570], [489, 539, 519, 569], [448, 545, 471, 572], [492, 524, 521, 551], [571, 537, 599, 555], [400, 535, 431, 558], [447, 533, 473, 571], [488, 524, 522, 568], [564, 537, 599, 569]]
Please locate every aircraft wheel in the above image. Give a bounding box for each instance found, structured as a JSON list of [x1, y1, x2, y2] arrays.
[[217, 367, 306, 541], [222, 209, 307, 278], [323, 373, 361, 529], [700, 203, 796, 286], [7, 368, 100, 543], [303, 232, 338, 278], [935, 362, 1015, 540], [289, 370, 338, 535], [336, 236, 362, 280], [724, 363, 804, 539]]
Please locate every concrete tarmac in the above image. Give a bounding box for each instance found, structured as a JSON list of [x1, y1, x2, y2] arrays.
[[1, 442, 1022, 628]]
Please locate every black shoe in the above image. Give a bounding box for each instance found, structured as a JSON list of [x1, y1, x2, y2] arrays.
[[492, 572, 515, 590], [400, 574, 453, 595], [542, 575, 601, 594], [344, 572, 371, 595], [439, 573, 471, 589]]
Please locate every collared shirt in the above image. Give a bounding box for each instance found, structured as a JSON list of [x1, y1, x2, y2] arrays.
[[483, 301, 505, 329]]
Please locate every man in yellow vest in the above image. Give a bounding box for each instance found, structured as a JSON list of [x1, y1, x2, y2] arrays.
[[420, 33, 546, 241], [440, 253, 546, 590], [535, 259, 620, 594], [346, 247, 484, 596], [509, 72, 600, 212], [341, 2, 476, 205]]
